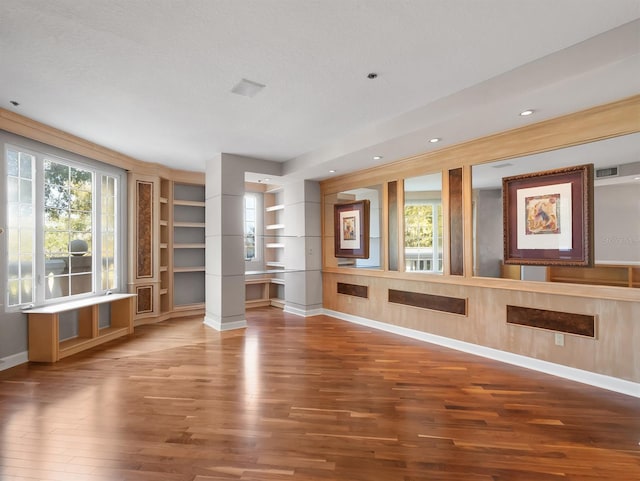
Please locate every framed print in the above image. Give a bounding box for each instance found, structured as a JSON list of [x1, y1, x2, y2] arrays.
[[334, 200, 370, 258], [503, 164, 594, 266]]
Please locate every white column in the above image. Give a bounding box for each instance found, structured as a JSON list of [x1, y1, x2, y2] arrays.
[[283, 180, 323, 316], [204, 154, 247, 331]]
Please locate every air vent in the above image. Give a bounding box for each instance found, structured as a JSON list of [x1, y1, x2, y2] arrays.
[[596, 166, 618, 178]]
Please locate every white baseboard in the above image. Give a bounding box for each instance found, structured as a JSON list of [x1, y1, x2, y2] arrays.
[[203, 316, 247, 331], [323, 309, 640, 399], [284, 305, 324, 318], [0, 351, 29, 371]]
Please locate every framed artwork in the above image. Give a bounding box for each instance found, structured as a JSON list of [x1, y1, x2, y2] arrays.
[[334, 200, 370, 258], [503, 164, 593, 266]]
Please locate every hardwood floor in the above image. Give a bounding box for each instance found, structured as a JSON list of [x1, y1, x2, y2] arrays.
[[1, 307, 639, 480]]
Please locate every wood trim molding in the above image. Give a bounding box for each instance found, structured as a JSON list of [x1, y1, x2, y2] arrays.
[[320, 95, 640, 194], [0, 108, 204, 182]]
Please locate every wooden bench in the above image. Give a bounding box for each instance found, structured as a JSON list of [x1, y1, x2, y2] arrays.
[[24, 293, 136, 362], [245, 277, 284, 309]]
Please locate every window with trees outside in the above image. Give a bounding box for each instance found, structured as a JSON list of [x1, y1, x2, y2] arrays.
[[404, 202, 443, 272], [5, 143, 124, 309]]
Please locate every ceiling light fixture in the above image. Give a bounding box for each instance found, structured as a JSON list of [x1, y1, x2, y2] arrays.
[[373, 155, 383, 160], [429, 138, 441, 143], [520, 109, 535, 116], [231, 78, 266, 98], [329, 169, 336, 173]]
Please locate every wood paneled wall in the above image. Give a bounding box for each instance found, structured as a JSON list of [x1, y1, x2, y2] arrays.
[[320, 95, 640, 384]]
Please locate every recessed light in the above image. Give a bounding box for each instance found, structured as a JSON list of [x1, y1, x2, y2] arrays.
[[492, 163, 514, 169], [520, 109, 534, 116], [329, 169, 336, 173], [429, 138, 440, 143], [634, 176, 640, 181], [373, 155, 383, 160], [263, 178, 270, 182], [367, 73, 378, 79]]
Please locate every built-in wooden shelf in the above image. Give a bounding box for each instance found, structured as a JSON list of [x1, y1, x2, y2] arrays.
[[266, 261, 285, 268], [174, 243, 205, 249], [266, 224, 285, 230], [547, 264, 640, 288], [174, 221, 206, 228], [25, 293, 135, 362], [173, 199, 205, 207], [173, 266, 205, 273], [265, 204, 284, 212]]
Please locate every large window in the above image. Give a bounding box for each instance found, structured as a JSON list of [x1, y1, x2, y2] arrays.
[[5, 143, 124, 309]]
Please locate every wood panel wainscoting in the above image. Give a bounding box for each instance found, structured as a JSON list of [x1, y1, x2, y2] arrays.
[[1, 308, 638, 480]]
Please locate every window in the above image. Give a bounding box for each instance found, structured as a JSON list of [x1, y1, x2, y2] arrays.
[[244, 194, 257, 261], [5, 143, 124, 309], [404, 202, 443, 272]]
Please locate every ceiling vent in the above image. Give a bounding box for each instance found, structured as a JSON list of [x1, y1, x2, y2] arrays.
[[595, 166, 619, 178], [231, 78, 266, 98]]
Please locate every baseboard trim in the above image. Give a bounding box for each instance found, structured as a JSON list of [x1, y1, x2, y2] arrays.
[[203, 316, 247, 331], [0, 351, 29, 371], [284, 305, 324, 318], [323, 309, 640, 399]]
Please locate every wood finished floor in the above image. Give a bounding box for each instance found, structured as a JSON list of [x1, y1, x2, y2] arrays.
[[1, 307, 639, 481]]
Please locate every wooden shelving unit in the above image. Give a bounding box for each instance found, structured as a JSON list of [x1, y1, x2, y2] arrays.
[[159, 179, 173, 314], [255, 185, 285, 307], [173, 183, 206, 311], [25, 293, 135, 362]]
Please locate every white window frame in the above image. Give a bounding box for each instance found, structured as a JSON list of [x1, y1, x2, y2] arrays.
[[3, 138, 127, 311]]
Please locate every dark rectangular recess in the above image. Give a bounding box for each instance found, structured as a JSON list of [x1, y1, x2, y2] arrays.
[[388, 289, 466, 315], [387, 180, 398, 271], [449, 168, 464, 276], [506, 305, 595, 337], [337, 282, 368, 298]]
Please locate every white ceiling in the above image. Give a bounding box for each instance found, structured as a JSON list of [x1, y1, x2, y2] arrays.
[[1, 1, 639, 183]]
